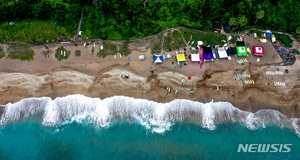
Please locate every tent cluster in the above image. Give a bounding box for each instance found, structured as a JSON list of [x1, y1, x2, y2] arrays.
[[153, 34, 266, 67]]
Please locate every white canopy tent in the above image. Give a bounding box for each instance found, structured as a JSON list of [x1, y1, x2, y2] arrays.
[[218, 47, 228, 58], [191, 54, 200, 62]]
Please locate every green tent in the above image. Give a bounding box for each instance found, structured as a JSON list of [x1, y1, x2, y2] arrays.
[[236, 46, 248, 56]]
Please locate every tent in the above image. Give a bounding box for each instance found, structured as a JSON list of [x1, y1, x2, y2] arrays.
[[265, 30, 272, 38], [253, 46, 264, 56], [154, 55, 163, 64], [226, 47, 232, 56], [218, 47, 228, 59], [203, 47, 212, 54], [164, 54, 171, 59], [203, 47, 214, 62], [236, 46, 248, 56], [236, 41, 245, 46], [191, 54, 200, 62], [230, 47, 237, 55], [176, 54, 186, 62]]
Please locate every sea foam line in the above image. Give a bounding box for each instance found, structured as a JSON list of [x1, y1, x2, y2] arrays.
[[0, 95, 299, 135]]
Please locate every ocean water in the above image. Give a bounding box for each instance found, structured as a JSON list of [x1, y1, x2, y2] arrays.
[[0, 95, 299, 160]]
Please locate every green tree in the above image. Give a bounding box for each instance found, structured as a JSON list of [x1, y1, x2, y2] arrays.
[[238, 16, 248, 28], [296, 26, 300, 34], [255, 10, 265, 24], [229, 17, 238, 30]]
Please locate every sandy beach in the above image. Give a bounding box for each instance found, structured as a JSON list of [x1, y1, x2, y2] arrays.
[[0, 33, 300, 118]]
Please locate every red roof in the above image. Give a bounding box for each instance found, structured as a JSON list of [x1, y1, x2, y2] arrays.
[[253, 46, 264, 56]]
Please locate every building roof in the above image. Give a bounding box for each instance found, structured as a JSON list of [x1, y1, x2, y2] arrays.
[[253, 46, 264, 56]]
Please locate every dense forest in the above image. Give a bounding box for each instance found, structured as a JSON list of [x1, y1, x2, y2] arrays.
[[0, 0, 300, 41]]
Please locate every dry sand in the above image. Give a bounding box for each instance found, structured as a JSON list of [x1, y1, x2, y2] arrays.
[[0, 35, 300, 118]]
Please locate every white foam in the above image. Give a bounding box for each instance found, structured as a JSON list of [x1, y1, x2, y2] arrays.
[[0, 95, 299, 135]]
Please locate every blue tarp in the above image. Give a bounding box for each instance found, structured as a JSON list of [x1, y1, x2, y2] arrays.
[[266, 32, 272, 38], [154, 55, 163, 64]]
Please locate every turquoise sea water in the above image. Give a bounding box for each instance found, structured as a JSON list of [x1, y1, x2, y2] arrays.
[[0, 121, 299, 160], [0, 95, 299, 159]]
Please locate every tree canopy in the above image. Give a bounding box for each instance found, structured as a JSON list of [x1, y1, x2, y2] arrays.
[[0, 0, 299, 41]]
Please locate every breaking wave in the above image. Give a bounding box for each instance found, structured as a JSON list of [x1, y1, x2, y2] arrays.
[[0, 95, 299, 135]]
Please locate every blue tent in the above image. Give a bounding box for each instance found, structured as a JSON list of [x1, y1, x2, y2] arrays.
[[154, 55, 163, 64], [266, 32, 272, 38]]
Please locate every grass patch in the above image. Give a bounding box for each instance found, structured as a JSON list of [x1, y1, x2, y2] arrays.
[[119, 42, 131, 56], [251, 30, 263, 37], [275, 34, 293, 47], [97, 42, 117, 58], [0, 46, 5, 59], [7, 44, 34, 61], [0, 19, 69, 44], [163, 30, 186, 51], [180, 29, 227, 47], [75, 50, 81, 57], [42, 45, 51, 58], [55, 46, 71, 61], [151, 34, 163, 54], [91, 47, 94, 55]]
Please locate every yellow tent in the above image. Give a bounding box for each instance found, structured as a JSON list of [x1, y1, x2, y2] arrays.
[[176, 54, 186, 62]]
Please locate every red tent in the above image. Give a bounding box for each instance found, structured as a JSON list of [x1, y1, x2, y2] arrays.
[[253, 46, 264, 56]]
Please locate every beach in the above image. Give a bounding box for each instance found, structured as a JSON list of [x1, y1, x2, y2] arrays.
[[0, 34, 300, 118]]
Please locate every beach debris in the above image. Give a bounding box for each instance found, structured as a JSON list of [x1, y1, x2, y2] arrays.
[[217, 86, 219, 91], [237, 59, 248, 64], [125, 74, 129, 79], [285, 69, 289, 74], [94, 43, 95, 48], [189, 90, 194, 93], [257, 57, 261, 62], [114, 55, 116, 59], [128, 56, 130, 61], [274, 82, 286, 86], [244, 80, 255, 84], [100, 45, 103, 50], [237, 74, 251, 78], [139, 55, 144, 60], [120, 54, 122, 58], [175, 90, 178, 94], [188, 76, 191, 80], [181, 78, 186, 85], [266, 71, 284, 75], [166, 87, 171, 93], [84, 42, 86, 47]]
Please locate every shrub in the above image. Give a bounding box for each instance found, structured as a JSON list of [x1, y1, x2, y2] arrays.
[[75, 50, 81, 57], [7, 44, 34, 61], [0, 46, 5, 59], [55, 46, 71, 61]]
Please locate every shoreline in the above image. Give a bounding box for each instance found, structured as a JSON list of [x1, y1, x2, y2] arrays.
[[0, 33, 300, 118], [0, 67, 299, 118]]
